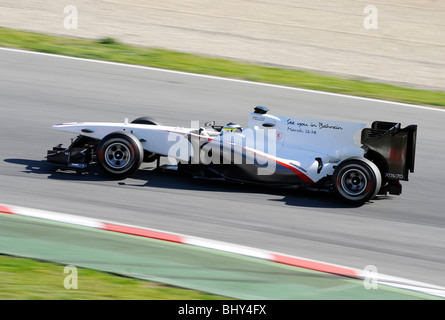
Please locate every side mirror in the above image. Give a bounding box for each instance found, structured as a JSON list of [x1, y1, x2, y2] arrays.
[[204, 121, 215, 127]]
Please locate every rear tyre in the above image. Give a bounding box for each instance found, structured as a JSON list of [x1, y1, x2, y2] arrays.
[[131, 117, 161, 163], [97, 132, 143, 179], [333, 157, 381, 205]]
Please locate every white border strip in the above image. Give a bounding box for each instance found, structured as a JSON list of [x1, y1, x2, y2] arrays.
[[185, 236, 272, 260], [1, 46, 443, 113], [4, 204, 103, 229]]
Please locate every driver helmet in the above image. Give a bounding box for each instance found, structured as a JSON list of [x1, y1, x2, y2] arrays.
[[222, 122, 242, 134]]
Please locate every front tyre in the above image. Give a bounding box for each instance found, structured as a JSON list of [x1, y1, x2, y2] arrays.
[[332, 157, 382, 205], [97, 132, 143, 179]]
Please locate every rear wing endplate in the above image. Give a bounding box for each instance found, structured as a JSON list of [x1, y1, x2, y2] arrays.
[[361, 121, 417, 181]]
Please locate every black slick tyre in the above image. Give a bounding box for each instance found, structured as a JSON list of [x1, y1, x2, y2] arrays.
[[332, 157, 382, 205], [96, 131, 143, 179], [131, 117, 161, 126]]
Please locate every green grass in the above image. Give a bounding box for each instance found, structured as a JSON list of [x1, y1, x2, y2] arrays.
[[0, 26, 444, 107], [0, 255, 229, 300]]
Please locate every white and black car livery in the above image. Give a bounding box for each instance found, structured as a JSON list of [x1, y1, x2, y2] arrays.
[[47, 106, 417, 205]]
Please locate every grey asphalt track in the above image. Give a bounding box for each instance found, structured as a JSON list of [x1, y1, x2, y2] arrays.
[[1, 48, 445, 289]]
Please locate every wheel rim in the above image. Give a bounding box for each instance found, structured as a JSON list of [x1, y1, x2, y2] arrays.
[[340, 168, 368, 196], [104, 142, 131, 169]]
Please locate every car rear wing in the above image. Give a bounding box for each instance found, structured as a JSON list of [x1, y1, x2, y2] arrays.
[[361, 121, 417, 181]]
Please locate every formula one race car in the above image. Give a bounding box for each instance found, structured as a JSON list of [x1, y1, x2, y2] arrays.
[[47, 106, 417, 205]]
